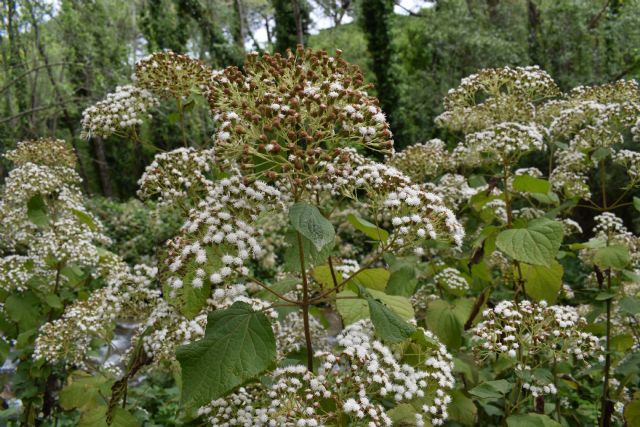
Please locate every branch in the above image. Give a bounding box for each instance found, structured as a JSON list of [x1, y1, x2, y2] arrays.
[[0, 97, 83, 124]]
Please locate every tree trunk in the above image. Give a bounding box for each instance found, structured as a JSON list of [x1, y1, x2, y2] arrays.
[[293, 0, 304, 46], [527, 0, 543, 66], [91, 137, 113, 197]]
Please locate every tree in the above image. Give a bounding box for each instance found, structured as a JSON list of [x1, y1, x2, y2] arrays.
[[271, 0, 310, 52], [359, 0, 401, 145]]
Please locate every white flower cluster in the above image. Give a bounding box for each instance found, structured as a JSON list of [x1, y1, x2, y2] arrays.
[[437, 66, 559, 132], [424, 173, 484, 210], [80, 85, 159, 138], [34, 263, 157, 367], [137, 147, 215, 206], [5, 137, 77, 169], [273, 311, 328, 359], [472, 300, 603, 365], [330, 155, 465, 252], [433, 267, 469, 295], [586, 212, 640, 267], [199, 320, 455, 426], [389, 139, 452, 183], [613, 149, 640, 182], [163, 175, 285, 294], [454, 122, 545, 166]]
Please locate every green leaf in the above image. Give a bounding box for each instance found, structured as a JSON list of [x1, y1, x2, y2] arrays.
[[521, 260, 563, 303], [506, 413, 562, 427], [625, 400, 640, 426], [425, 299, 473, 349], [283, 230, 333, 272], [591, 147, 611, 162], [386, 264, 418, 297], [512, 175, 551, 194], [45, 293, 63, 309], [353, 268, 390, 291], [289, 203, 335, 251], [167, 111, 180, 124], [311, 265, 342, 289], [620, 296, 640, 315], [470, 380, 512, 400], [367, 297, 416, 343], [611, 334, 635, 352], [60, 371, 111, 411], [336, 289, 414, 325], [449, 390, 477, 426], [346, 213, 389, 241], [496, 218, 564, 266], [27, 194, 49, 227], [634, 197, 640, 212], [594, 245, 630, 270], [595, 292, 616, 301], [387, 403, 417, 424], [5, 292, 41, 331], [177, 302, 276, 409], [71, 209, 98, 230]]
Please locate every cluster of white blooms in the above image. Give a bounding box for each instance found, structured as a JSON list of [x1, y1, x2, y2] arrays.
[[389, 139, 453, 182], [33, 263, 157, 367], [137, 147, 215, 206], [0, 141, 113, 272], [80, 85, 159, 138], [273, 311, 328, 359], [453, 122, 545, 166], [613, 149, 640, 181], [199, 320, 454, 426], [5, 137, 77, 169], [472, 300, 603, 365], [518, 365, 558, 398], [433, 267, 469, 295], [0, 255, 51, 292], [411, 284, 439, 315], [334, 259, 360, 275], [330, 155, 464, 252], [163, 175, 286, 294], [583, 212, 640, 267], [424, 174, 484, 210], [134, 50, 213, 98], [546, 80, 640, 200], [437, 66, 559, 133]]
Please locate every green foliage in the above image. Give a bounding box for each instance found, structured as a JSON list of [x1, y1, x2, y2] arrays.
[[176, 302, 277, 409], [496, 218, 564, 266]]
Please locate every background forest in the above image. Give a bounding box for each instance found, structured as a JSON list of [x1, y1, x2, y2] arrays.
[[3, 0, 640, 198]]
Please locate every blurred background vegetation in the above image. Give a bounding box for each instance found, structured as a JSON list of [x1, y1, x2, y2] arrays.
[[2, 0, 640, 198]]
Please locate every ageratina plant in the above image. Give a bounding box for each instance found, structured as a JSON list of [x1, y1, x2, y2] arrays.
[[30, 47, 464, 427], [0, 138, 126, 425]]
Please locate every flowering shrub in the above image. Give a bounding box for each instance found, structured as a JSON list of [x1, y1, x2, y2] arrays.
[[2, 50, 640, 427]]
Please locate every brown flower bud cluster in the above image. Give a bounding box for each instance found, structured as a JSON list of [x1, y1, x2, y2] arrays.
[[4, 138, 77, 169], [206, 46, 394, 189], [135, 50, 213, 99]]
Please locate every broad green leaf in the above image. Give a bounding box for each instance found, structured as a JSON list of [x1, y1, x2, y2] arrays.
[[387, 403, 417, 424], [591, 147, 611, 161], [425, 299, 472, 349], [311, 265, 342, 289], [353, 268, 390, 291], [625, 400, 640, 426], [288, 203, 335, 251], [634, 197, 640, 212], [283, 230, 333, 272], [569, 238, 606, 250], [611, 334, 635, 352], [78, 406, 140, 427], [60, 371, 112, 411], [521, 260, 563, 303], [620, 296, 640, 315], [496, 218, 564, 266], [386, 264, 417, 297], [594, 245, 630, 270], [71, 209, 97, 230], [346, 213, 389, 241], [45, 293, 63, 309], [27, 194, 49, 227], [5, 292, 41, 331], [506, 413, 562, 427], [336, 290, 414, 325], [177, 302, 276, 409], [470, 380, 512, 400], [367, 297, 416, 343], [449, 390, 477, 426], [513, 175, 551, 194], [529, 191, 560, 205]]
